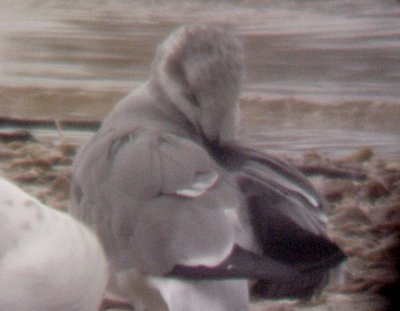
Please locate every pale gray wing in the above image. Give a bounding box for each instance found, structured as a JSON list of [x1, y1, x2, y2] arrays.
[[70, 129, 240, 275]]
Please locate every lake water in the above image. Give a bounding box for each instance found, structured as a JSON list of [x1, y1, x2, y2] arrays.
[[0, 0, 399, 159]]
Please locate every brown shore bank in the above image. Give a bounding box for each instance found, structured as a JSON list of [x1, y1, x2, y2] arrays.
[[0, 128, 398, 311]]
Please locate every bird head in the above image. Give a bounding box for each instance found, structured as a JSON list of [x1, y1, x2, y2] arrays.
[[151, 24, 244, 143]]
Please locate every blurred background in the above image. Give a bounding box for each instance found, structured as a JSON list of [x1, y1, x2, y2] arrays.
[[0, 0, 399, 159]]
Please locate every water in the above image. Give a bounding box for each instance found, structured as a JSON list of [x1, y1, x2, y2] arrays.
[[0, 0, 399, 159]]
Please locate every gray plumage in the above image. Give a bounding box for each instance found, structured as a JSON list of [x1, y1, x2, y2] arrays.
[[69, 25, 345, 311]]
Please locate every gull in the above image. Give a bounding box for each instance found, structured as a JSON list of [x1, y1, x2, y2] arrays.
[[69, 24, 346, 311], [0, 176, 108, 311]]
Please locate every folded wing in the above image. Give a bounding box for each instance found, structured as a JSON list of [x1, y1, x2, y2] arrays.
[[167, 142, 345, 299]]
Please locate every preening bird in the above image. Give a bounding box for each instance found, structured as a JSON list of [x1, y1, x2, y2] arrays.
[[69, 24, 346, 311], [0, 177, 108, 311]]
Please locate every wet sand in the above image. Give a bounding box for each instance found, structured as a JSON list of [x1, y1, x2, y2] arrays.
[[0, 128, 398, 311]]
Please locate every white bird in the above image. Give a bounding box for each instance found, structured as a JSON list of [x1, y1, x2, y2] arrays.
[[69, 25, 345, 311], [0, 176, 108, 311]]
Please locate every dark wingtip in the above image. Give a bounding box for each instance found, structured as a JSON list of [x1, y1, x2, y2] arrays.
[[167, 245, 302, 282], [166, 244, 346, 300], [203, 141, 347, 299], [252, 245, 346, 300]]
